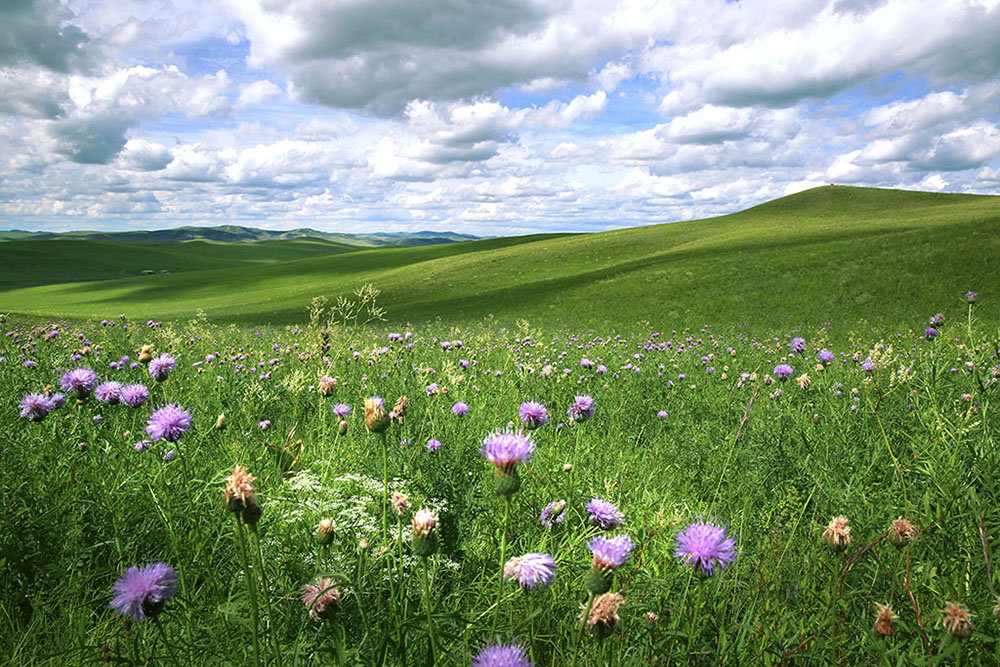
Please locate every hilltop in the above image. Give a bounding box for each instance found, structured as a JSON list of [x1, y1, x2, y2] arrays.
[[1, 186, 997, 330]]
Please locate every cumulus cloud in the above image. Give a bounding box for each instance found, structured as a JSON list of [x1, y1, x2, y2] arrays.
[[44, 65, 232, 164], [0, 0, 90, 72]]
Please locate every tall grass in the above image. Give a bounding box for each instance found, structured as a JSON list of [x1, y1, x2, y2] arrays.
[[0, 304, 998, 664]]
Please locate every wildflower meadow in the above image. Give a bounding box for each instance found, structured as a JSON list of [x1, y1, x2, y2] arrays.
[[1, 296, 999, 665]]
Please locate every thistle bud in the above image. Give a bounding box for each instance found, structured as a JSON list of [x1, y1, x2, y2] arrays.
[[215, 413, 226, 430], [821, 516, 851, 550], [317, 518, 334, 545], [410, 508, 438, 557], [318, 376, 336, 396], [888, 517, 917, 546], [138, 345, 154, 364], [338, 420, 348, 435], [391, 492, 410, 515], [493, 466, 521, 497], [224, 465, 260, 525], [365, 396, 390, 433]]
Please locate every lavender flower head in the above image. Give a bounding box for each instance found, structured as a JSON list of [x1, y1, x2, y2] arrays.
[[503, 552, 557, 590], [148, 353, 176, 381], [50, 393, 66, 408], [540, 500, 568, 528], [19, 393, 54, 421], [790, 337, 806, 354], [773, 364, 793, 380], [110, 562, 177, 621], [145, 404, 192, 442], [426, 438, 442, 452], [567, 395, 596, 421], [94, 381, 122, 404], [587, 497, 625, 529], [452, 402, 469, 416], [924, 327, 939, 340], [518, 401, 548, 429], [59, 367, 98, 398], [861, 357, 876, 372], [929, 313, 945, 326], [965, 290, 978, 303], [332, 403, 351, 417], [300, 577, 340, 619], [119, 383, 150, 407], [587, 535, 634, 572], [481, 430, 534, 471], [472, 642, 533, 667], [817, 349, 835, 363], [674, 521, 737, 577]]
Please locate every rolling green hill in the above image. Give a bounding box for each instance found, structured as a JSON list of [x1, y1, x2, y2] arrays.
[[0, 225, 479, 247], [0, 238, 354, 288], [1, 186, 997, 330]]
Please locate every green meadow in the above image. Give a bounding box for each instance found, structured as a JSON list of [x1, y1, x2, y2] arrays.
[[1, 186, 999, 665], [2, 186, 998, 330]]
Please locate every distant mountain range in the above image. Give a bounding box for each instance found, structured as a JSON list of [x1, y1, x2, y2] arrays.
[[0, 225, 479, 247]]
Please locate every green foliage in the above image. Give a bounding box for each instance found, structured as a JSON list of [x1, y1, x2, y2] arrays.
[[0, 186, 996, 331], [1, 305, 998, 664]]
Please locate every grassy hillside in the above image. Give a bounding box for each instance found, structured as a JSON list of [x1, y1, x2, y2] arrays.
[[0, 238, 355, 288], [1, 186, 997, 329], [0, 225, 479, 247]]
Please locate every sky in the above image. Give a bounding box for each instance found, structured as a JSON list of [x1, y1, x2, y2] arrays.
[[1, 0, 1000, 235]]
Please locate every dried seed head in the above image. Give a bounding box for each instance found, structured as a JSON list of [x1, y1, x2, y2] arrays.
[[888, 517, 918, 545], [224, 465, 256, 510], [391, 492, 410, 515], [822, 516, 851, 548], [874, 604, 897, 636], [364, 396, 389, 433], [942, 601, 973, 638], [584, 592, 625, 636]]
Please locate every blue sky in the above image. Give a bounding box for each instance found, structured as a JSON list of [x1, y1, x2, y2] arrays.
[[1, 0, 999, 235]]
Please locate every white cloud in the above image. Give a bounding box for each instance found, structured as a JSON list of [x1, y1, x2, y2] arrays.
[[237, 80, 282, 108]]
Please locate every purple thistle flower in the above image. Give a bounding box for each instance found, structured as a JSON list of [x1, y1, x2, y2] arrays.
[[50, 393, 66, 408], [773, 364, 793, 380], [452, 402, 469, 416], [587, 534, 634, 571], [656, 410, 668, 419], [145, 404, 192, 443], [929, 313, 945, 326], [425, 382, 440, 396], [19, 393, 54, 421], [567, 395, 596, 421], [94, 381, 122, 404], [790, 337, 806, 354], [540, 500, 567, 528], [586, 497, 625, 529], [426, 438, 442, 452], [110, 562, 177, 621], [162, 450, 175, 461], [332, 403, 351, 417], [480, 430, 534, 470], [861, 358, 876, 372], [119, 383, 150, 407], [965, 290, 978, 303], [472, 642, 533, 667], [503, 552, 557, 590], [134, 440, 151, 452], [924, 327, 939, 340], [59, 367, 98, 398], [674, 521, 737, 576], [518, 401, 548, 429], [258, 420, 270, 430], [817, 349, 835, 363], [148, 354, 176, 381]]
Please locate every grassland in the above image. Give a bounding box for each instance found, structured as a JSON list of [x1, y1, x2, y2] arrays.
[[1, 186, 997, 332]]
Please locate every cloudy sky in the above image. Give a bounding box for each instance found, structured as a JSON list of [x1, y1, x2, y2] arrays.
[[2, 0, 1000, 235]]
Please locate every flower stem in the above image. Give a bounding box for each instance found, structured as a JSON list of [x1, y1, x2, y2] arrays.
[[571, 593, 595, 667], [153, 616, 182, 667], [234, 518, 261, 667], [422, 558, 438, 663], [491, 498, 510, 637], [251, 526, 283, 666]]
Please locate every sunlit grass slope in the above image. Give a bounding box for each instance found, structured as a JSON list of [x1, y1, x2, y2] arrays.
[[2, 186, 997, 329]]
